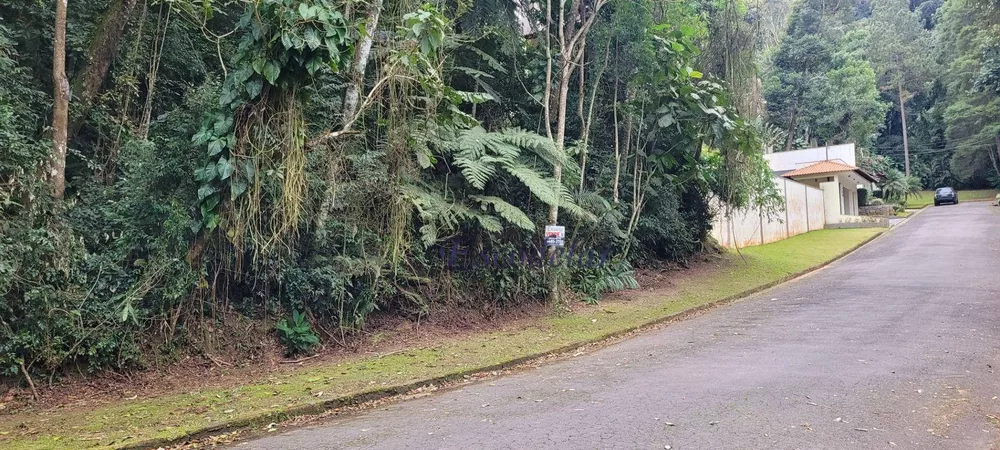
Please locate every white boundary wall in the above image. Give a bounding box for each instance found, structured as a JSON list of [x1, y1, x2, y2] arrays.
[[710, 177, 826, 248]]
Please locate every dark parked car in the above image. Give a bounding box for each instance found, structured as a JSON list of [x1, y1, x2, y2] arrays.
[[934, 187, 958, 206]]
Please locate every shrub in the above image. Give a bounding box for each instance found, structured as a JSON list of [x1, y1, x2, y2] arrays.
[[274, 310, 320, 356], [568, 259, 639, 305]]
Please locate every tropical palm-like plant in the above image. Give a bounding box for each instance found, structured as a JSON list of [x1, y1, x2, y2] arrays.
[[879, 168, 922, 203], [405, 127, 595, 247]]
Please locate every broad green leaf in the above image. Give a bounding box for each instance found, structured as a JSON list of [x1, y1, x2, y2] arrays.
[[202, 193, 220, 211], [417, 150, 433, 169], [231, 177, 248, 198], [213, 116, 233, 135], [298, 3, 314, 20], [204, 211, 220, 231], [197, 185, 216, 201], [216, 157, 234, 180], [303, 28, 321, 50], [263, 60, 281, 85], [208, 139, 225, 156], [245, 79, 263, 99]]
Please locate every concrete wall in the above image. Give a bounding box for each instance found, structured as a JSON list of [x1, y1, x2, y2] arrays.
[[765, 144, 857, 172], [784, 179, 809, 236], [820, 179, 842, 224], [761, 179, 787, 244], [711, 177, 826, 248], [807, 187, 825, 230], [710, 203, 765, 248]]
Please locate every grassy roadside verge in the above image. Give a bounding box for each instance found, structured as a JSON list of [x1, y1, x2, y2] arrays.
[[906, 189, 999, 208], [0, 228, 882, 450]]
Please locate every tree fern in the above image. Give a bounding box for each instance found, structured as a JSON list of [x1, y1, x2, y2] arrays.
[[412, 126, 599, 245], [470, 195, 534, 230], [503, 162, 560, 205]]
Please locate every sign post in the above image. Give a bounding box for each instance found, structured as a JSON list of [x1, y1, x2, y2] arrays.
[[544, 225, 565, 248]]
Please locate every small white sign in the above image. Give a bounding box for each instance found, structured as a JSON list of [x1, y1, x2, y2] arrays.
[[544, 225, 565, 247]]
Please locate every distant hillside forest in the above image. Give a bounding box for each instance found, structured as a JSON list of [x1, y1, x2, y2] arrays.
[[1, 0, 997, 384]]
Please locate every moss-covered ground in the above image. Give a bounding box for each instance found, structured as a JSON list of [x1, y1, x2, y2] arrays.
[[0, 228, 882, 449]]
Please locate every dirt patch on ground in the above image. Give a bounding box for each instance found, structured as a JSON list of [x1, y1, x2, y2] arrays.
[[0, 256, 727, 418]]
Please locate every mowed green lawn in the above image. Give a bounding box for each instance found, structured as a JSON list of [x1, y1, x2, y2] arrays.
[[906, 189, 999, 208]]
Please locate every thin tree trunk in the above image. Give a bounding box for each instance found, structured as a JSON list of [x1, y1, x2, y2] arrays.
[[611, 75, 621, 204], [783, 100, 797, 153], [577, 38, 585, 128], [578, 36, 612, 196], [991, 136, 1000, 178], [51, 0, 69, 200], [548, 66, 574, 226], [898, 82, 910, 176], [542, 0, 554, 140], [340, 0, 382, 125], [68, 0, 140, 139], [316, 0, 382, 235], [139, 4, 170, 140]]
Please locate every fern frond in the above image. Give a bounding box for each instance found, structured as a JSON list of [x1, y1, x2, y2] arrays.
[[454, 155, 498, 189], [470, 195, 535, 230], [402, 184, 511, 242], [555, 181, 598, 222], [503, 163, 560, 205], [467, 45, 509, 74], [475, 215, 503, 233], [498, 128, 568, 168]]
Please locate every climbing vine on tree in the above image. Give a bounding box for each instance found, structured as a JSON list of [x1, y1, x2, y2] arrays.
[[192, 0, 354, 259]]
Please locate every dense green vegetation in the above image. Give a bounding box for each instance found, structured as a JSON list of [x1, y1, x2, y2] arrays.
[[763, 0, 1000, 190], [0, 0, 996, 391], [0, 227, 881, 449], [0, 0, 782, 385]]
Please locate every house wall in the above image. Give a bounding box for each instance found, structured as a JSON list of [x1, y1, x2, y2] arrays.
[[820, 179, 842, 224], [835, 172, 860, 216], [765, 144, 857, 172], [710, 177, 826, 248], [807, 187, 826, 230]]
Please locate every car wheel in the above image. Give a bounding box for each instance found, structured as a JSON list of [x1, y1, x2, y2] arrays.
[[934, 201, 940, 206]]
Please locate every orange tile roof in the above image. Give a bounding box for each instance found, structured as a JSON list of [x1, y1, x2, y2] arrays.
[[782, 160, 876, 182]]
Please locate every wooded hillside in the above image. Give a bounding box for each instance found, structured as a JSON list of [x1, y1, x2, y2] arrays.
[[0, 0, 996, 390]]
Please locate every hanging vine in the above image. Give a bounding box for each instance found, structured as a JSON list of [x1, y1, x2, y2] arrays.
[[192, 0, 354, 263]]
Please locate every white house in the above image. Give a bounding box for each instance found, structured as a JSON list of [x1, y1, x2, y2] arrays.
[[710, 144, 883, 248], [764, 144, 877, 225]]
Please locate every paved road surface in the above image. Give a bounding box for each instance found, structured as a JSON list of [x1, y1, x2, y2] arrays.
[[240, 202, 1000, 449]]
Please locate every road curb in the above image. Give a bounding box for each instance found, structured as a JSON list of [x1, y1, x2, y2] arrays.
[[123, 230, 885, 450]]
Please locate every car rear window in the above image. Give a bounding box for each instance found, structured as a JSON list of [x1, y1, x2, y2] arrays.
[[936, 188, 953, 194]]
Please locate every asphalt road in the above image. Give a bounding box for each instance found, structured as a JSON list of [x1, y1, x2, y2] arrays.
[[240, 202, 1000, 449]]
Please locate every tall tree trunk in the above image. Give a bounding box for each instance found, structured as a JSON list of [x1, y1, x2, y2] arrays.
[[548, 65, 574, 226], [783, 100, 798, 152], [992, 136, 1000, 178], [68, 0, 140, 139], [898, 82, 910, 176], [51, 0, 69, 199], [139, 3, 169, 140], [578, 35, 612, 196], [611, 75, 621, 204], [340, 0, 382, 125], [316, 0, 382, 235]]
